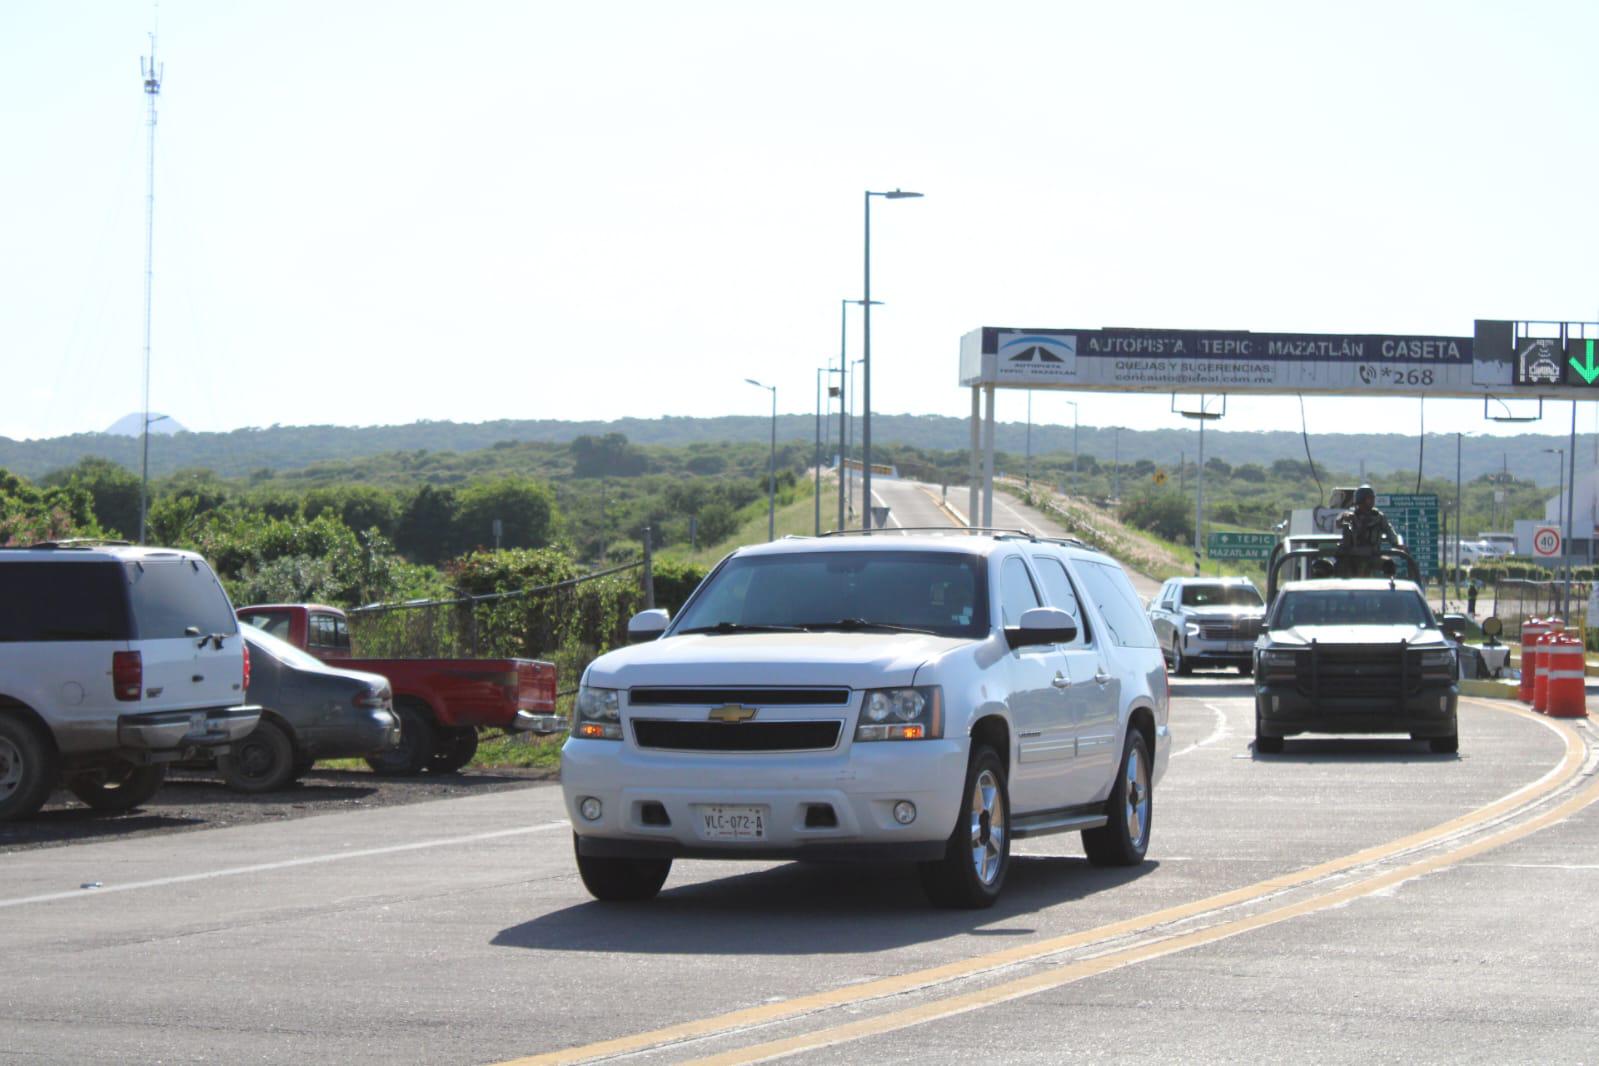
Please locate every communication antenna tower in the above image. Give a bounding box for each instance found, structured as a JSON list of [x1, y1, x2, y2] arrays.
[[137, 30, 162, 544]]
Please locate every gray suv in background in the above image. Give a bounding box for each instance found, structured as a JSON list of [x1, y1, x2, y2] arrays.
[[1147, 577, 1266, 675]]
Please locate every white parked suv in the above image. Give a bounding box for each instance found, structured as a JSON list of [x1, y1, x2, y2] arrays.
[[561, 531, 1170, 908], [0, 542, 261, 820]]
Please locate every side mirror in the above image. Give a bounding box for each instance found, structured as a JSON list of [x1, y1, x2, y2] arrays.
[[1005, 606, 1078, 649], [627, 608, 670, 643]]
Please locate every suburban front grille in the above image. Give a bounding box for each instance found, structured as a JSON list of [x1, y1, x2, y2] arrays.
[[627, 687, 850, 707], [1197, 618, 1261, 641], [631, 720, 843, 752], [1295, 644, 1420, 698]]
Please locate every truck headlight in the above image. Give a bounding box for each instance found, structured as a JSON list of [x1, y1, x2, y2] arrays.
[[855, 686, 942, 741], [1258, 648, 1299, 677], [574, 686, 622, 740], [1418, 648, 1457, 676]]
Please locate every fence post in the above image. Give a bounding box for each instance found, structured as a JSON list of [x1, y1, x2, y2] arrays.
[[643, 526, 656, 610]]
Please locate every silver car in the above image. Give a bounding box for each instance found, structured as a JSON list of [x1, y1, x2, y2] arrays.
[[1148, 577, 1266, 675]]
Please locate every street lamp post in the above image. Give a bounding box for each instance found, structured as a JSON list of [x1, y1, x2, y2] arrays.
[[837, 299, 880, 532], [747, 379, 777, 541], [816, 365, 841, 535], [861, 188, 922, 530], [137, 412, 170, 544], [1544, 448, 1566, 601], [1063, 399, 1079, 498], [1025, 390, 1032, 492]]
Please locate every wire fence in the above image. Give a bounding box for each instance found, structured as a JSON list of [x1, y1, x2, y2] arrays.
[[1488, 578, 1593, 646]]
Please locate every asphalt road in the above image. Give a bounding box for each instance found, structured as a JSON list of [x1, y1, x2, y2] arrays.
[[4, 681, 1596, 1064]]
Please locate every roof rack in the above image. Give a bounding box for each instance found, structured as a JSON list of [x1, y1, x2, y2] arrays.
[[816, 527, 1088, 550], [0, 538, 135, 551]]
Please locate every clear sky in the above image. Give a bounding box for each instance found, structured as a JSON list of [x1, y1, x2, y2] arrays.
[[5, 1, 1598, 445]]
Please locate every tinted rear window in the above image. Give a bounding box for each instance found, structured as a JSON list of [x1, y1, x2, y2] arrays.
[[1075, 560, 1158, 649], [0, 561, 132, 642], [124, 559, 238, 639], [1181, 584, 1264, 608]]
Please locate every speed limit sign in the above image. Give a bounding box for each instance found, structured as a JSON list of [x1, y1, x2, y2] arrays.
[[1532, 525, 1562, 557]]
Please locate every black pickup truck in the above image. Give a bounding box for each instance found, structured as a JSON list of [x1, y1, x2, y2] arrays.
[[1253, 544, 1458, 755]]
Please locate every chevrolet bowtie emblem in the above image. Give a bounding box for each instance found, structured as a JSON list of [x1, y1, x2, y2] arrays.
[[708, 704, 758, 723]]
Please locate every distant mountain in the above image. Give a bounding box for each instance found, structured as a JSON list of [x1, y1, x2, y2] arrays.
[[0, 414, 1590, 487], [104, 413, 185, 437]]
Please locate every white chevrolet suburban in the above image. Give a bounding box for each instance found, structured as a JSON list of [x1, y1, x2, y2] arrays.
[[0, 543, 261, 819], [561, 532, 1170, 908]]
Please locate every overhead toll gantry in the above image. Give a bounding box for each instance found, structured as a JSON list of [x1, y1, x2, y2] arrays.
[[958, 319, 1599, 529]]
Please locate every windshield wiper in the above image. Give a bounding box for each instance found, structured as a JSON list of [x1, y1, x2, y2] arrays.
[[678, 622, 807, 635], [797, 618, 938, 635]]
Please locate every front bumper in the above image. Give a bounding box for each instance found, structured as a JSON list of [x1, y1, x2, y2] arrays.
[[117, 705, 262, 753], [1182, 635, 1256, 665], [561, 736, 968, 860], [1255, 684, 1457, 738]]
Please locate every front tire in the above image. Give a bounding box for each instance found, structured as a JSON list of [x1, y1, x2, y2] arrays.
[[1172, 641, 1192, 676], [1254, 712, 1284, 755], [66, 762, 166, 812], [428, 726, 479, 774], [573, 835, 671, 901], [0, 714, 57, 821], [919, 745, 1010, 909], [218, 718, 298, 793], [1082, 730, 1153, 866], [365, 700, 436, 776]]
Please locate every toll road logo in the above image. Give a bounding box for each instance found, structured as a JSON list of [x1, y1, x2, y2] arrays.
[[997, 333, 1077, 380]]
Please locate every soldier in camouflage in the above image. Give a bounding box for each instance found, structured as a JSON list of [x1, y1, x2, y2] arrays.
[[1335, 485, 1398, 577]]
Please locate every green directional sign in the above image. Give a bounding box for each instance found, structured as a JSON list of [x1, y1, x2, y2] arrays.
[[1376, 493, 1439, 579], [1206, 531, 1277, 560], [1568, 338, 1599, 386]]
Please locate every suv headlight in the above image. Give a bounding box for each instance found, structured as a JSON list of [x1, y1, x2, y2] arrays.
[[1185, 622, 1201, 637], [573, 686, 622, 740], [855, 686, 943, 741]]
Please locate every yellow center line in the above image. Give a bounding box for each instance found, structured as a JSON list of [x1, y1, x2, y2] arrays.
[[694, 726, 1599, 1065], [501, 703, 1581, 1066]]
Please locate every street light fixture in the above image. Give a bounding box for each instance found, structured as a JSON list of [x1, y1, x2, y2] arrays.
[[861, 188, 922, 530], [747, 378, 777, 541]]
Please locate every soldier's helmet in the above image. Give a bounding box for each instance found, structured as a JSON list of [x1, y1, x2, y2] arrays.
[[1354, 485, 1376, 507]]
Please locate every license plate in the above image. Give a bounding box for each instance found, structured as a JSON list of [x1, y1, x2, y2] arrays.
[[1227, 642, 1250, 653], [698, 805, 766, 841], [189, 712, 208, 735]]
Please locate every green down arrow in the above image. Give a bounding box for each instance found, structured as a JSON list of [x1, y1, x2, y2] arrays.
[[1572, 339, 1599, 385]]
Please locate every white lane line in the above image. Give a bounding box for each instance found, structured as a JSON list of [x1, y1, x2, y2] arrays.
[[0, 820, 569, 910], [1171, 701, 1232, 759]]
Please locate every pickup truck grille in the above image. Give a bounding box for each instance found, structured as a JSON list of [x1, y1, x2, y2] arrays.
[[632, 719, 843, 752], [628, 687, 850, 707], [1295, 645, 1420, 698], [1197, 618, 1261, 641]]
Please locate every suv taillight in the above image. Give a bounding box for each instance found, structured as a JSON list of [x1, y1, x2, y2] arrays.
[[241, 642, 252, 691], [112, 651, 142, 702]]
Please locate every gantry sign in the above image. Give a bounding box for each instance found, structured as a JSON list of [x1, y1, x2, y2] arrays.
[[957, 319, 1599, 526]]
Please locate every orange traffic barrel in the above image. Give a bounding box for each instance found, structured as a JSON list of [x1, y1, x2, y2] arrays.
[[1533, 631, 1556, 713], [1519, 619, 1550, 703], [1546, 635, 1589, 719]]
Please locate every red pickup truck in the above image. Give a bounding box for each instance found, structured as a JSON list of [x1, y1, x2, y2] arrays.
[[236, 604, 561, 775]]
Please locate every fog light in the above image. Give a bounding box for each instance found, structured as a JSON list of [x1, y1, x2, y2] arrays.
[[579, 796, 602, 821], [893, 801, 917, 825]]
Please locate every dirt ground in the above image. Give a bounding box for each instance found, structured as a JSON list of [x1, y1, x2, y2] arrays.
[[0, 764, 555, 854]]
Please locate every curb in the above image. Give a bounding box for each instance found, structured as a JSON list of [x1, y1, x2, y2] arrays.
[[1460, 679, 1523, 700]]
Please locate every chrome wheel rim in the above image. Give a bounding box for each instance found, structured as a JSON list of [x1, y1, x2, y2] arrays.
[[968, 767, 1006, 885], [0, 736, 22, 797], [1124, 744, 1150, 849]]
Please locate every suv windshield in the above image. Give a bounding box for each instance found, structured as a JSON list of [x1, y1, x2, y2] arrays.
[[1271, 589, 1434, 628], [1182, 584, 1263, 608], [673, 550, 989, 640]]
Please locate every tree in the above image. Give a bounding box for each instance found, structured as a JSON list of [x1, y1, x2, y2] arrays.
[[396, 485, 459, 564], [1119, 489, 1193, 543], [455, 478, 560, 553], [304, 485, 399, 538], [571, 433, 650, 478], [47, 457, 142, 539]]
